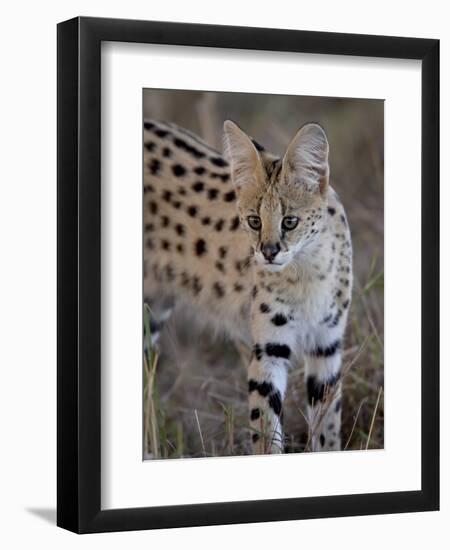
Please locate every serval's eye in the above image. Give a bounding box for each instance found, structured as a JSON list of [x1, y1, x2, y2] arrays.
[[247, 216, 262, 231], [282, 216, 300, 231]]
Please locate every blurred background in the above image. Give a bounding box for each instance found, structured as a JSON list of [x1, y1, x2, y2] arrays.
[[143, 89, 384, 458]]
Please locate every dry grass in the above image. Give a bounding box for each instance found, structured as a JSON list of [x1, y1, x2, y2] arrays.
[[143, 90, 384, 459]]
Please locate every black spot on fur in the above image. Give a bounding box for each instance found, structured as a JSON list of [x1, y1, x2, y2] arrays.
[[194, 166, 206, 175], [192, 276, 202, 295], [308, 340, 341, 358], [248, 379, 273, 397], [149, 158, 161, 175], [162, 190, 172, 203], [269, 391, 282, 416], [215, 261, 225, 273], [211, 172, 230, 183], [201, 216, 211, 225], [229, 216, 240, 231], [161, 215, 170, 227], [149, 201, 158, 214], [192, 181, 204, 192], [145, 238, 154, 250], [260, 303, 271, 314], [195, 239, 207, 256], [320, 434, 325, 447], [265, 343, 291, 359], [208, 188, 219, 200], [258, 381, 272, 397], [144, 141, 155, 152], [213, 282, 225, 298], [306, 373, 340, 405], [327, 207, 336, 216], [335, 399, 342, 412], [187, 205, 198, 217], [155, 128, 169, 138], [172, 164, 186, 177], [215, 219, 225, 231], [144, 121, 154, 131], [180, 272, 190, 287], [161, 239, 171, 251], [173, 137, 206, 159], [175, 223, 185, 236], [342, 299, 350, 309], [162, 147, 172, 158], [328, 310, 342, 328], [251, 286, 258, 299], [223, 190, 236, 202], [144, 223, 154, 233], [234, 283, 244, 292], [250, 408, 261, 421], [218, 246, 227, 259], [253, 344, 263, 360], [252, 433, 260, 443], [176, 243, 184, 254], [271, 313, 288, 326], [210, 156, 228, 167]]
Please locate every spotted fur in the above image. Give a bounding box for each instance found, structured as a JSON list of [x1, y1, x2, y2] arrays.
[[144, 119, 353, 454]]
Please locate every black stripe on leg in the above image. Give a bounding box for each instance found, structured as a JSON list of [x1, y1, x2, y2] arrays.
[[249, 380, 283, 417], [257, 381, 272, 397], [306, 373, 340, 405], [308, 339, 341, 358], [268, 391, 282, 416], [248, 379, 273, 397], [253, 343, 263, 360], [265, 343, 291, 359]]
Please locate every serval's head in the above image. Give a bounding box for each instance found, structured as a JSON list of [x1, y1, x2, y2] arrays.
[[224, 120, 330, 272]]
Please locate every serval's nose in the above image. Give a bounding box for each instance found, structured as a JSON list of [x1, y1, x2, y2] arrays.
[[261, 242, 281, 263]]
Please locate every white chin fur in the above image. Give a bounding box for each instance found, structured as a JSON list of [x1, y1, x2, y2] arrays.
[[254, 252, 291, 272], [263, 262, 286, 273]]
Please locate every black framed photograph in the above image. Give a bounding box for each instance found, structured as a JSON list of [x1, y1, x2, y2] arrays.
[[57, 16, 439, 533], [142, 89, 384, 460]]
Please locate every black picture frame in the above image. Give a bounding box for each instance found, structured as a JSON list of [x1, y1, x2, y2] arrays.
[[57, 16, 439, 533]]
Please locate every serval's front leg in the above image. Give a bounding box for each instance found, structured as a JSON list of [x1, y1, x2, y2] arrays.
[[304, 339, 342, 452], [248, 300, 296, 454], [248, 353, 288, 454]]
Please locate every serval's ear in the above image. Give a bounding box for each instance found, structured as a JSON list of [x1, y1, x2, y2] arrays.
[[283, 123, 329, 195], [223, 120, 265, 192]]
